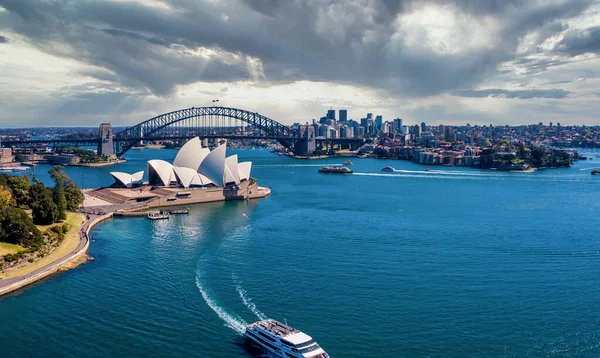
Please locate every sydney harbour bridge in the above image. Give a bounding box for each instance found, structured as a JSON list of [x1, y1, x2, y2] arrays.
[[1, 106, 363, 156]]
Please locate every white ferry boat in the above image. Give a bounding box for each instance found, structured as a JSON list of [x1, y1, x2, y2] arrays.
[[147, 209, 169, 220], [245, 319, 329, 358]]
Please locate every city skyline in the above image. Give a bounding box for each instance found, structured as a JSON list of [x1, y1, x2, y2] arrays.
[[0, 1, 599, 127]]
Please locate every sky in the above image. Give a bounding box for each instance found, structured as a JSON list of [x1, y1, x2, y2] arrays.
[[0, 0, 599, 127]]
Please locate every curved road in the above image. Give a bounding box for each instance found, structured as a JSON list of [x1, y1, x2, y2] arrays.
[[0, 214, 101, 296]]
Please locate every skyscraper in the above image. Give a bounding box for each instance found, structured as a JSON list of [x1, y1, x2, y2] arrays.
[[393, 118, 402, 133], [327, 109, 336, 120], [339, 109, 347, 124], [375, 115, 383, 134]]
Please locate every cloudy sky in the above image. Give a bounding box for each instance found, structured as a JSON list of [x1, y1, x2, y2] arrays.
[[0, 0, 599, 127]]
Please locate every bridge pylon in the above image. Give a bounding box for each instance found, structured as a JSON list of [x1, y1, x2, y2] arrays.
[[98, 123, 115, 158]]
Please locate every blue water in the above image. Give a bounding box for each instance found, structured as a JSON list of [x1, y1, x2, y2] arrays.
[[3, 149, 600, 357]]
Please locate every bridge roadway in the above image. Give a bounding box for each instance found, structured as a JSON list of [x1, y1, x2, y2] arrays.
[[1, 135, 361, 148], [0, 134, 302, 147]]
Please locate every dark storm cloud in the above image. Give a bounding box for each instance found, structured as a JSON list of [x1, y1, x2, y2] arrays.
[[0, 0, 595, 96], [0, 35, 8, 43], [453, 88, 571, 100], [556, 26, 600, 56]]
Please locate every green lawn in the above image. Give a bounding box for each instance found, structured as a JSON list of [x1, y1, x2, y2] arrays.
[[0, 242, 26, 256]]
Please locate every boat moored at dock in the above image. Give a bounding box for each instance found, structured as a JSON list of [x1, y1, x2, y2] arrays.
[[148, 210, 169, 220], [168, 208, 190, 215], [245, 319, 329, 358]]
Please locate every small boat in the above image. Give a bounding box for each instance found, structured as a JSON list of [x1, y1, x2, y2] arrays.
[[592, 170, 600, 175], [424, 169, 431, 172], [343, 160, 353, 166], [318, 166, 353, 174], [148, 210, 169, 220], [245, 319, 329, 358], [381, 166, 395, 172], [168, 208, 189, 215]]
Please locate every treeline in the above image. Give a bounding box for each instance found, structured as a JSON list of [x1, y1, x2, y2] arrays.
[[0, 166, 83, 248], [57, 146, 108, 163], [479, 144, 572, 169]]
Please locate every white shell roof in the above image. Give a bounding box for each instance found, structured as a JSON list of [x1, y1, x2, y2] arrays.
[[139, 138, 251, 188], [173, 166, 198, 188], [238, 162, 252, 181], [197, 173, 214, 186], [131, 171, 144, 183], [110, 172, 135, 188], [173, 137, 210, 171], [147, 159, 175, 186], [225, 155, 240, 184], [198, 144, 226, 187]]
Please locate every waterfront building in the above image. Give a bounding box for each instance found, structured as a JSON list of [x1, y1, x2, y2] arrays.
[[24, 153, 46, 162], [121, 137, 254, 189], [47, 154, 80, 165], [0, 148, 13, 163]]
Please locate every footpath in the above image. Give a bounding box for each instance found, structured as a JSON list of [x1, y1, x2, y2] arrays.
[[0, 212, 113, 297]]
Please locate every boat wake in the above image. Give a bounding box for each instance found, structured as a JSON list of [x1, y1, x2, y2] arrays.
[[233, 273, 267, 320], [390, 169, 515, 177], [254, 164, 325, 167], [195, 274, 247, 334], [353, 172, 487, 180]]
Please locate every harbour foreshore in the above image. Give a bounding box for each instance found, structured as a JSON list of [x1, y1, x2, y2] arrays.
[[0, 212, 112, 297], [0, 181, 271, 297]]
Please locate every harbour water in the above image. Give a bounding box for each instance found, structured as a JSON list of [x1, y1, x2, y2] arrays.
[[2, 149, 600, 357]]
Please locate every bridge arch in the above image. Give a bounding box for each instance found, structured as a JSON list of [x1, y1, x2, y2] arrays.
[[114, 106, 294, 156]]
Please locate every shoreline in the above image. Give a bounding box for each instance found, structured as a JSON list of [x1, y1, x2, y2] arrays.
[[75, 159, 126, 167], [0, 212, 111, 297], [298, 153, 571, 172], [0, 181, 271, 297]]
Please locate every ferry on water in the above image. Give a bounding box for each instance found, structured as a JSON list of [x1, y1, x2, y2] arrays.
[[381, 166, 395, 172], [245, 319, 329, 358], [318, 166, 353, 174]]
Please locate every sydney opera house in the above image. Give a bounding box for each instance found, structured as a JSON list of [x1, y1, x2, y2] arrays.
[[85, 137, 268, 209], [109, 137, 252, 189]]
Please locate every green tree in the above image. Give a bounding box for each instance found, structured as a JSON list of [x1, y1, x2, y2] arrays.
[[517, 144, 528, 160], [0, 206, 42, 247], [65, 187, 84, 211], [0, 185, 12, 207], [52, 185, 67, 221], [48, 166, 83, 211], [14, 153, 25, 162], [531, 147, 546, 168], [7, 175, 30, 208], [29, 179, 58, 225]]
